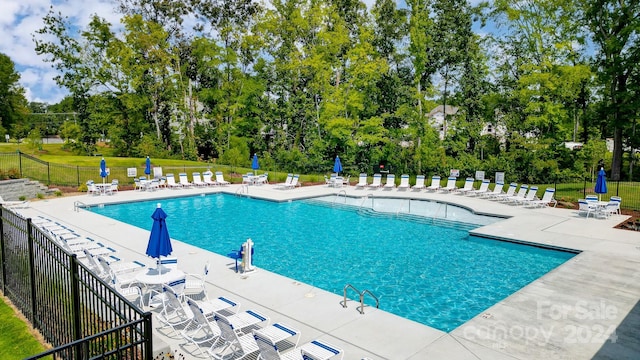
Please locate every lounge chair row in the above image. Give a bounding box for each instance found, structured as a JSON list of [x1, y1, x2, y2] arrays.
[[349, 174, 560, 208], [28, 215, 149, 276], [165, 171, 231, 188], [148, 267, 344, 360], [275, 174, 301, 189]]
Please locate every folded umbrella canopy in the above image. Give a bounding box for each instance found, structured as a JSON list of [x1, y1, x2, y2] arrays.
[[145, 156, 151, 176], [595, 168, 608, 201], [252, 154, 259, 175], [100, 157, 108, 183], [146, 204, 173, 261], [333, 156, 343, 175]]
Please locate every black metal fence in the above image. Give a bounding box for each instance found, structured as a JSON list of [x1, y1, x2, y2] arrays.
[[1, 151, 639, 210], [0, 207, 152, 359]]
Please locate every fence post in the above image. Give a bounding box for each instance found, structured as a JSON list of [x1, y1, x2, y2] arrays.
[[18, 150, 23, 178], [0, 207, 5, 293], [77, 165, 80, 187], [70, 255, 82, 347], [583, 178, 587, 198], [47, 161, 51, 185], [144, 313, 153, 358], [27, 219, 37, 325]]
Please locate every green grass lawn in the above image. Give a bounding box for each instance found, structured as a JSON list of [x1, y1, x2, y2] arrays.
[[0, 296, 48, 359]]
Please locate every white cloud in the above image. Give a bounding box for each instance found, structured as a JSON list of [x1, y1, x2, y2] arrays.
[[1, 0, 122, 104]]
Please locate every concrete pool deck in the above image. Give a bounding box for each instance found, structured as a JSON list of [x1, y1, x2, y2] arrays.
[[18, 183, 640, 360]]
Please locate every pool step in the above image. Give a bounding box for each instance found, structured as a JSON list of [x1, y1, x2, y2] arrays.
[[303, 199, 478, 231]]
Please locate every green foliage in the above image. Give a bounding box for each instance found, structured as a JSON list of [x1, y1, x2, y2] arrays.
[[27, 129, 43, 151]]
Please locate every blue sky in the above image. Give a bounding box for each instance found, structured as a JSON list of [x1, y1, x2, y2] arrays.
[[1, 0, 491, 105]]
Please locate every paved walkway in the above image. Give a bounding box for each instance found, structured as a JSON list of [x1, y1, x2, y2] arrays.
[[19, 183, 640, 360]]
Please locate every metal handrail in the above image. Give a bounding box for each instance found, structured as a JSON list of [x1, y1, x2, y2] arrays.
[[341, 284, 360, 308], [73, 200, 87, 212], [235, 185, 248, 195], [359, 193, 372, 210], [334, 190, 347, 204], [342, 284, 379, 315], [358, 289, 380, 314]]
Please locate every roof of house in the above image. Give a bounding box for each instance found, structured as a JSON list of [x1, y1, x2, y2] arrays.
[[428, 105, 459, 117]]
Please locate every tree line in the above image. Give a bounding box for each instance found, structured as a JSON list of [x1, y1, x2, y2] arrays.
[[1, 0, 638, 183]]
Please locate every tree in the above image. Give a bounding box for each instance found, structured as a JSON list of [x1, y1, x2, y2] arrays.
[[0, 53, 29, 137], [581, 0, 640, 180]]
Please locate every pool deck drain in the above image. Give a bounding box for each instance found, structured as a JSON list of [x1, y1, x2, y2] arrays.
[[21, 184, 640, 360]]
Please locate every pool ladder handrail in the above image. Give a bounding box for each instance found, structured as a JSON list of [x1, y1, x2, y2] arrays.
[[341, 284, 379, 314], [73, 200, 88, 212], [235, 184, 249, 195], [333, 190, 347, 205], [358, 193, 372, 211]]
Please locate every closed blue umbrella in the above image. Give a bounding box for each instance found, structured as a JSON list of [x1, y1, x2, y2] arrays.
[[100, 157, 108, 183], [333, 156, 343, 175], [146, 204, 173, 262], [145, 156, 151, 176], [595, 168, 608, 201], [252, 154, 259, 175]]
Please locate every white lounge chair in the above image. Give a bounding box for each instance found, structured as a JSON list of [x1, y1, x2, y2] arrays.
[[426, 175, 441, 191], [483, 182, 504, 198], [527, 188, 557, 208], [299, 339, 344, 360], [412, 175, 426, 190], [181, 300, 222, 358], [253, 325, 304, 360], [165, 173, 182, 189], [192, 172, 207, 187], [383, 174, 396, 189], [397, 174, 410, 190], [468, 179, 491, 196], [97, 255, 145, 275], [456, 177, 475, 194], [156, 284, 194, 336], [286, 174, 300, 189], [215, 171, 230, 185], [203, 171, 217, 186], [197, 295, 241, 319], [515, 186, 538, 206], [354, 173, 368, 189], [441, 176, 458, 192], [179, 173, 193, 187], [492, 182, 517, 200], [366, 173, 382, 188], [210, 312, 264, 360], [505, 184, 529, 203], [275, 174, 293, 189]]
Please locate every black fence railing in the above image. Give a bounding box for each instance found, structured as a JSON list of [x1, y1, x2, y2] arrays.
[[1, 151, 639, 210], [0, 207, 152, 359]]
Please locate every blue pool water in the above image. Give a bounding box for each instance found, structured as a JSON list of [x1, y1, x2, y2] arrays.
[[90, 194, 575, 332]]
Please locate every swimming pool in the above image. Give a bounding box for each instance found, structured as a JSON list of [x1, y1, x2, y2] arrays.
[[89, 194, 575, 332]]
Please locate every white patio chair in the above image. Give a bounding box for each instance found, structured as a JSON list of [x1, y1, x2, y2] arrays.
[[184, 262, 210, 300]]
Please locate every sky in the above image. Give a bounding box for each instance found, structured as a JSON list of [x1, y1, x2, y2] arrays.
[[2, 0, 489, 106]]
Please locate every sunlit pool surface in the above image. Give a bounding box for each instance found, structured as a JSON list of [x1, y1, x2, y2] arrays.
[[89, 193, 575, 332]]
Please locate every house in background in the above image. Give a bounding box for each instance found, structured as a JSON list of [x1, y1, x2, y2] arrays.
[[428, 105, 459, 140]]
